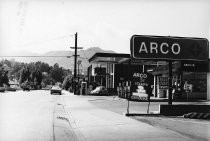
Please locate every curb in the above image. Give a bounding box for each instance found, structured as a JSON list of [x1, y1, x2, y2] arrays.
[[123, 111, 210, 120], [183, 112, 210, 119], [123, 111, 161, 117], [124, 113, 161, 117]]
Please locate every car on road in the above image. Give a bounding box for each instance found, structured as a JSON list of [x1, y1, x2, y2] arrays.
[[50, 85, 62, 95]]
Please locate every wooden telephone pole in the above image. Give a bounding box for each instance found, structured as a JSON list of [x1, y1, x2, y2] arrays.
[[70, 32, 83, 94]]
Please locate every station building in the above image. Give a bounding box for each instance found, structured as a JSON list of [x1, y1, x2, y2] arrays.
[[88, 52, 210, 100]]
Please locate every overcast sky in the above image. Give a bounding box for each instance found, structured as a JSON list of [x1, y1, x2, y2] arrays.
[[0, 0, 210, 55]]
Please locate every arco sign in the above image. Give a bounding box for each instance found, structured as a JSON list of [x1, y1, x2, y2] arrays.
[[133, 72, 149, 87], [131, 72, 153, 92], [130, 35, 209, 61]]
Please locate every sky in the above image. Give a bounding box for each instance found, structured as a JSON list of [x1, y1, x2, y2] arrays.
[[0, 0, 210, 55]]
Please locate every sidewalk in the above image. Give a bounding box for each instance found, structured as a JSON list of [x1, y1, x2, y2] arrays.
[[58, 91, 197, 141]]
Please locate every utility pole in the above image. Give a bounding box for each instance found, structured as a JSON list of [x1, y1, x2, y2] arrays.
[[70, 32, 83, 94], [74, 32, 77, 79]]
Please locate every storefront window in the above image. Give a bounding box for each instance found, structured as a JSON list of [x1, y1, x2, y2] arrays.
[[183, 72, 207, 93]]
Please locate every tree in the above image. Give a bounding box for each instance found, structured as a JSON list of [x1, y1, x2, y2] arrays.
[[0, 59, 69, 86], [53, 63, 59, 68], [2, 59, 12, 67], [50, 64, 64, 83], [39, 62, 51, 73], [42, 72, 51, 85], [62, 75, 72, 90], [9, 62, 24, 80]]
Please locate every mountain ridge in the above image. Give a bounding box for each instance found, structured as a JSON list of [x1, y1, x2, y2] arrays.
[[2, 47, 115, 70]]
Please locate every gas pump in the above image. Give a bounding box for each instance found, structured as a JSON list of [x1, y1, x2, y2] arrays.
[[80, 81, 87, 95]]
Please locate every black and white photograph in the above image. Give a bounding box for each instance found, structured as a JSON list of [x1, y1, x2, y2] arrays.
[[0, 0, 210, 141]]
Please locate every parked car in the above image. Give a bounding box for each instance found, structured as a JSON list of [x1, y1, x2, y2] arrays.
[[90, 86, 108, 96], [50, 85, 62, 95], [20, 82, 31, 91], [0, 87, 5, 92], [5, 87, 16, 91]]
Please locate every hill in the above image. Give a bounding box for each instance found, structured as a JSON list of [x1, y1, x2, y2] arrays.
[[2, 47, 115, 70]]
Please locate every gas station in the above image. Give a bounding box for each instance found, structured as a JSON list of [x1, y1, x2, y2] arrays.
[[88, 35, 209, 106], [130, 35, 209, 104]]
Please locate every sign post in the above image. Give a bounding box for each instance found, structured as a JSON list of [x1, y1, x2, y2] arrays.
[[126, 60, 131, 115], [168, 61, 173, 105]]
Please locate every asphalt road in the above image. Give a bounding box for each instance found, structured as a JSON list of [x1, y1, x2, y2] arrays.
[[0, 90, 209, 141], [0, 90, 55, 141]]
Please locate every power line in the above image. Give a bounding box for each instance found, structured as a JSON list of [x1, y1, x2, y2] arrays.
[[78, 56, 89, 59], [0, 55, 89, 59], [0, 55, 74, 58]]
